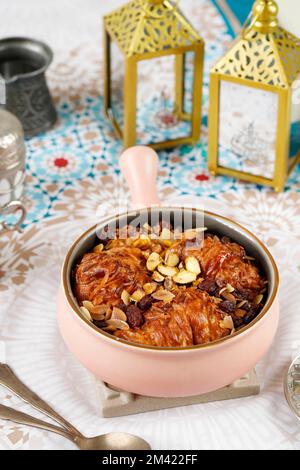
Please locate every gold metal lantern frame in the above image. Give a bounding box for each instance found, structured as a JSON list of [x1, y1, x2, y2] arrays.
[[103, 0, 204, 150], [208, 0, 300, 192]]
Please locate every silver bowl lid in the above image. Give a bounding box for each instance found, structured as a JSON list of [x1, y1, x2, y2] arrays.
[[0, 108, 26, 171]]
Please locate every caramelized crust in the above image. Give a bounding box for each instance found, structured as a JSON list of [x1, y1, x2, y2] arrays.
[[74, 246, 150, 306], [171, 236, 264, 300], [74, 228, 266, 348], [115, 289, 229, 347]]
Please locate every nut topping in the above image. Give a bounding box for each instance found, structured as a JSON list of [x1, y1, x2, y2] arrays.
[[152, 271, 165, 283], [106, 319, 130, 330], [157, 264, 178, 277], [80, 306, 92, 322], [121, 290, 130, 306], [165, 252, 179, 267], [143, 282, 158, 295], [219, 315, 234, 330], [185, 256, 201, 274], [111, 307, 127, 321], [130, 289, 145, 302], [146, 252, 161, 271], [152, 289, 175, 302], [173, 270, 197, 284]]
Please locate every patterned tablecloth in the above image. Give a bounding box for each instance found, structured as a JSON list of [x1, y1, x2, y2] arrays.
[[0, 0, 300, 450]]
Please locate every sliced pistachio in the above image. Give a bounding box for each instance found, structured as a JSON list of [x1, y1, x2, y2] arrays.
[[152, 289, 175, 303], [106, 319, 130, 330], [143, 282, 157, 295], [157, 264, 178, 277], [237, 300, 247, 308], [254, 294, 264, 305], [121, 290, 130, 306], [130, 289, 145, 302], [111, 307, 127, 321], [146, 252, 161, 271], [185, 256, 201, 274], [219, 315, 234, 330], [152, 271, 165, 283], [80, 306, 92, 321], [173, 270, 197, 284], [165, 251, 179, 267], [226, 283, 235, 293], [93, 243, 104, 253]]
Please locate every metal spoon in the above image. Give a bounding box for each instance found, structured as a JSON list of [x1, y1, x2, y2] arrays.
[[284, 353, 300, 421], [0, 363, 151, 450]]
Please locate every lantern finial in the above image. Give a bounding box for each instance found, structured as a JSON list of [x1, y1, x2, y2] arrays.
[[251, 0, 279, 33]]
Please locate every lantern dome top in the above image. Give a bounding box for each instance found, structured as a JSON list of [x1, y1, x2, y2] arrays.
[[104, 0, 202, 58], [213, 20, 300, 88]]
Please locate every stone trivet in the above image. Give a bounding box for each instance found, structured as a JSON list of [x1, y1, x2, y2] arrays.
[[95, 369, 260, 417]]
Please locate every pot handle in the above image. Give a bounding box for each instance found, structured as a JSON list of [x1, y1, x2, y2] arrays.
[[119, 146, 160, 209]]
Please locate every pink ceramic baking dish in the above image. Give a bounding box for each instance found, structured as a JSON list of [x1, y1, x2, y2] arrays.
[[57, 147, 279, 398]]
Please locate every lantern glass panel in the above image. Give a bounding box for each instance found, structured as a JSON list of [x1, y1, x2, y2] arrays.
[[289, 80, 300, 168], [136, 53, 193, 145], [218, 80, 279, 180], [110, 41, 125, 130]]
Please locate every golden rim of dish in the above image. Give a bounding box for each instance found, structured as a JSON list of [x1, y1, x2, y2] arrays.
[[62, 208, 279, 352]]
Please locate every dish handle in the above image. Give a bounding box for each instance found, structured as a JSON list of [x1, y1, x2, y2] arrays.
[[119, 146, 160, 209]]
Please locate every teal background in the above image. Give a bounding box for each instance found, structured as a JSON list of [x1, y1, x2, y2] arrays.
[[226, 0, 254, 23]]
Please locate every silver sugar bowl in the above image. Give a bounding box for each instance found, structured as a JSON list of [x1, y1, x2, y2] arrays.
[[0, 108, 26, 232]]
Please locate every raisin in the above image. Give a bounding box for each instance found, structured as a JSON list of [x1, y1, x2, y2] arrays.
[[198, 278, 218, 296], [93, 320, 107, 329], [137, 295, 153, 311], [243, 304, 261, 324], [126, 305, 144, 328], [219, 300, 236, 314], [235, 288, 250, 300], [231, 315, 244, 328], [115, 300, 127, 312]]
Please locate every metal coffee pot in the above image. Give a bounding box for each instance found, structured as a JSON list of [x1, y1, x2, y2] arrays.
[[0, 37, 56, 136]]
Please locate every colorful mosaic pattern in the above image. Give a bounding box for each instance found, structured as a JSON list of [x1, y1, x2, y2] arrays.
[[3, 3, 292, 229]]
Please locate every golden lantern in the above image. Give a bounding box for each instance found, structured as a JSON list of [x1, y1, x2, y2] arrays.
[[208, 0, 300, 192], [103, 0, 204, 150]]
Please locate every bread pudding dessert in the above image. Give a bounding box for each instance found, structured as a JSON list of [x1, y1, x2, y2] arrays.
[[73, 224, 267, 348]]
